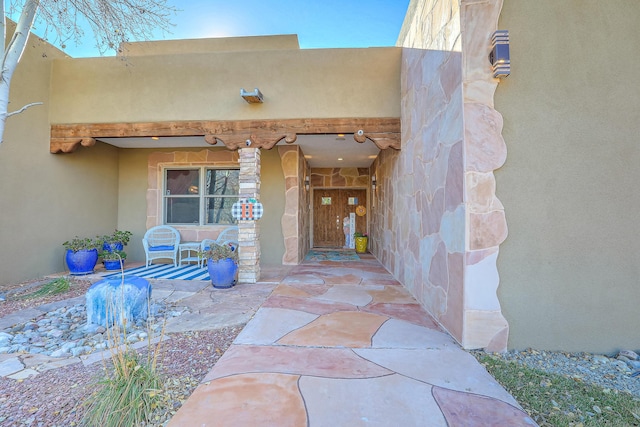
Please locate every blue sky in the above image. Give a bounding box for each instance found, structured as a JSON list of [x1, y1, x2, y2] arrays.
[[54, 0, 411, 57]]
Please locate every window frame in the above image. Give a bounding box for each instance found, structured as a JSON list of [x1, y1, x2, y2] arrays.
[[162, 166, 240, 226]]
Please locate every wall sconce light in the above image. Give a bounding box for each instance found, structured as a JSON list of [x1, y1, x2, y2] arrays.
[[241, 88, 264, 103], [304, 176, 310, 191], [489, 30, 510, 78], [371, 175, 377, 192]]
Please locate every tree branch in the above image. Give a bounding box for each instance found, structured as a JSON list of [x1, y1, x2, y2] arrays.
[[7, 101, 43, 117]]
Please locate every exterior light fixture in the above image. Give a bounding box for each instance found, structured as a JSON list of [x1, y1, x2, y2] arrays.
[[304, 176, 310, 191], [241, 88, 264, 103], [371, 175, 377, 192], [489, 30, 510, 78]]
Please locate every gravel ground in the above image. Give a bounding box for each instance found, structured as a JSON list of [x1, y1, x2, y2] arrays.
[[474, 348, 640, 397], [0, 277, 243, 426], [0, 277, 94, 319], [0, 326, 243, 426]]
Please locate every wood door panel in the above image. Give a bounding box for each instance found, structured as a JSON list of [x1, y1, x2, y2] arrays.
[[313, 189, 341, 247], [313, 189, 366, 248]]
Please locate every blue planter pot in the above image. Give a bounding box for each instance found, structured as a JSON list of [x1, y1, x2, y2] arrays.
[[65, 249, 99, 275], [102, 242, 124, 252], [207, 258, 238, 289], [103, 259, 124, 270]]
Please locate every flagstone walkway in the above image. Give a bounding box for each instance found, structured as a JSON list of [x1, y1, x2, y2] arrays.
[[168, 254, 536, 426]]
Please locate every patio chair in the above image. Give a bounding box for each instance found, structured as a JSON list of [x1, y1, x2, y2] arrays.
[[142, 225, 181, 267], [216, 226, 238, 246]]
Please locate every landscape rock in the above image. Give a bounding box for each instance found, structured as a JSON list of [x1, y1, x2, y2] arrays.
[[85, 276, 151, 328], [618, 350, 639, 361]]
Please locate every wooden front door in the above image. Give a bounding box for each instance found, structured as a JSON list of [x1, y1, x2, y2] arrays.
[[313, 189, 367, 248]]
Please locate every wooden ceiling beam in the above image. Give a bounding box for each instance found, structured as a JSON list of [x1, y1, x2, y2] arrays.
[[50, 117, 400, 153]]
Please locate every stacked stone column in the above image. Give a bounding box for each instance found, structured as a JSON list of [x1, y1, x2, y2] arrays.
[[238, 148, 261, 284]]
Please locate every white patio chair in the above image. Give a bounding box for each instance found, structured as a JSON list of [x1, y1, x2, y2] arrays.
[[142, 225, 181, 267], [216, 226, 238, 246]]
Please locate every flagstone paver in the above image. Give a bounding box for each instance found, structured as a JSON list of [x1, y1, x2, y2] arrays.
[[203, 345, 392, 382], [173, 373, 308, 427], [277, 311, 388, 347]]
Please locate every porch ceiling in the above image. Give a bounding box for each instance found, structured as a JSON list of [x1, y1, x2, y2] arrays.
[[94, 134, 380, 168]]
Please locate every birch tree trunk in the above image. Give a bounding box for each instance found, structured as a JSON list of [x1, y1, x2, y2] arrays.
[[0, 0, 39, 143]]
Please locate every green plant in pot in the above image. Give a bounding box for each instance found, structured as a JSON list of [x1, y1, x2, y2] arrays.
[[63, 236, 100, 275], [200, 243, 239, 289], [100, 230, 132, 270], [100, 249, 127, 271], [101, 229, 133, 252], [353, 232, 369, 254]]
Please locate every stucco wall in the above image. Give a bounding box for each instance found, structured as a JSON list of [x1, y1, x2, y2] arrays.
[[0, 33, 119, 287], [49, 47, 401, 124], [495, 0, 640, 353], [119, 34, 300, 56], [259, 149, 287, 266]]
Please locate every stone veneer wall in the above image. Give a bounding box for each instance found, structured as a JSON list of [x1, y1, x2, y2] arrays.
[[237, 148, 261, 283], [278, 146, 310, 265], [375, 0, 507, 351], [310, 168, 370, 188], [460, 0, 508, 351]]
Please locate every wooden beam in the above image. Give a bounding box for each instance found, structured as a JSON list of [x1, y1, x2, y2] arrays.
[[51, 118, 399, 138], [50, 117, 400, 153]]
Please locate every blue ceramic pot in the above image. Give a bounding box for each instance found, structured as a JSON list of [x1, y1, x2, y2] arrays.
[[103, 259, 124, 270], [207, 258, 238, 289], [102, 242, 124, 252], [65, 249, 99, 275]]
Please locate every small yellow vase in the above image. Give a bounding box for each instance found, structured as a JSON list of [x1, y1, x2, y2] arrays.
[[355, 237, 368, 253]]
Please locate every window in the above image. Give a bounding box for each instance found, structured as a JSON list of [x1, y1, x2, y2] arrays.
[[164, 168, 239, 225]]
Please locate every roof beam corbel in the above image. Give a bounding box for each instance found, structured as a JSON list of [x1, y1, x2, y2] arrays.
[[205, 133, 297, 150], [50, 137, 96, 154], [353, 130, 400, 150]]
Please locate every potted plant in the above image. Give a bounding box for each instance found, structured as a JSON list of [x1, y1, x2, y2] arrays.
[[101, 229, 133, 253], [354, 232, 368, 254], [100, 230, 132, 270], [63, 237, 100, 275], [200, 243, 239, 289], [100, 249, 127, 271]]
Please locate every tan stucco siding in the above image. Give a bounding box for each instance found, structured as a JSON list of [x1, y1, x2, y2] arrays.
[[115, 149, 154, 264], [119, 34, 300, 56], [251, 148, 286, 265], [495, 0, 640, 353], [0, 33, 120, 286], [49, 47, 401, 124]]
